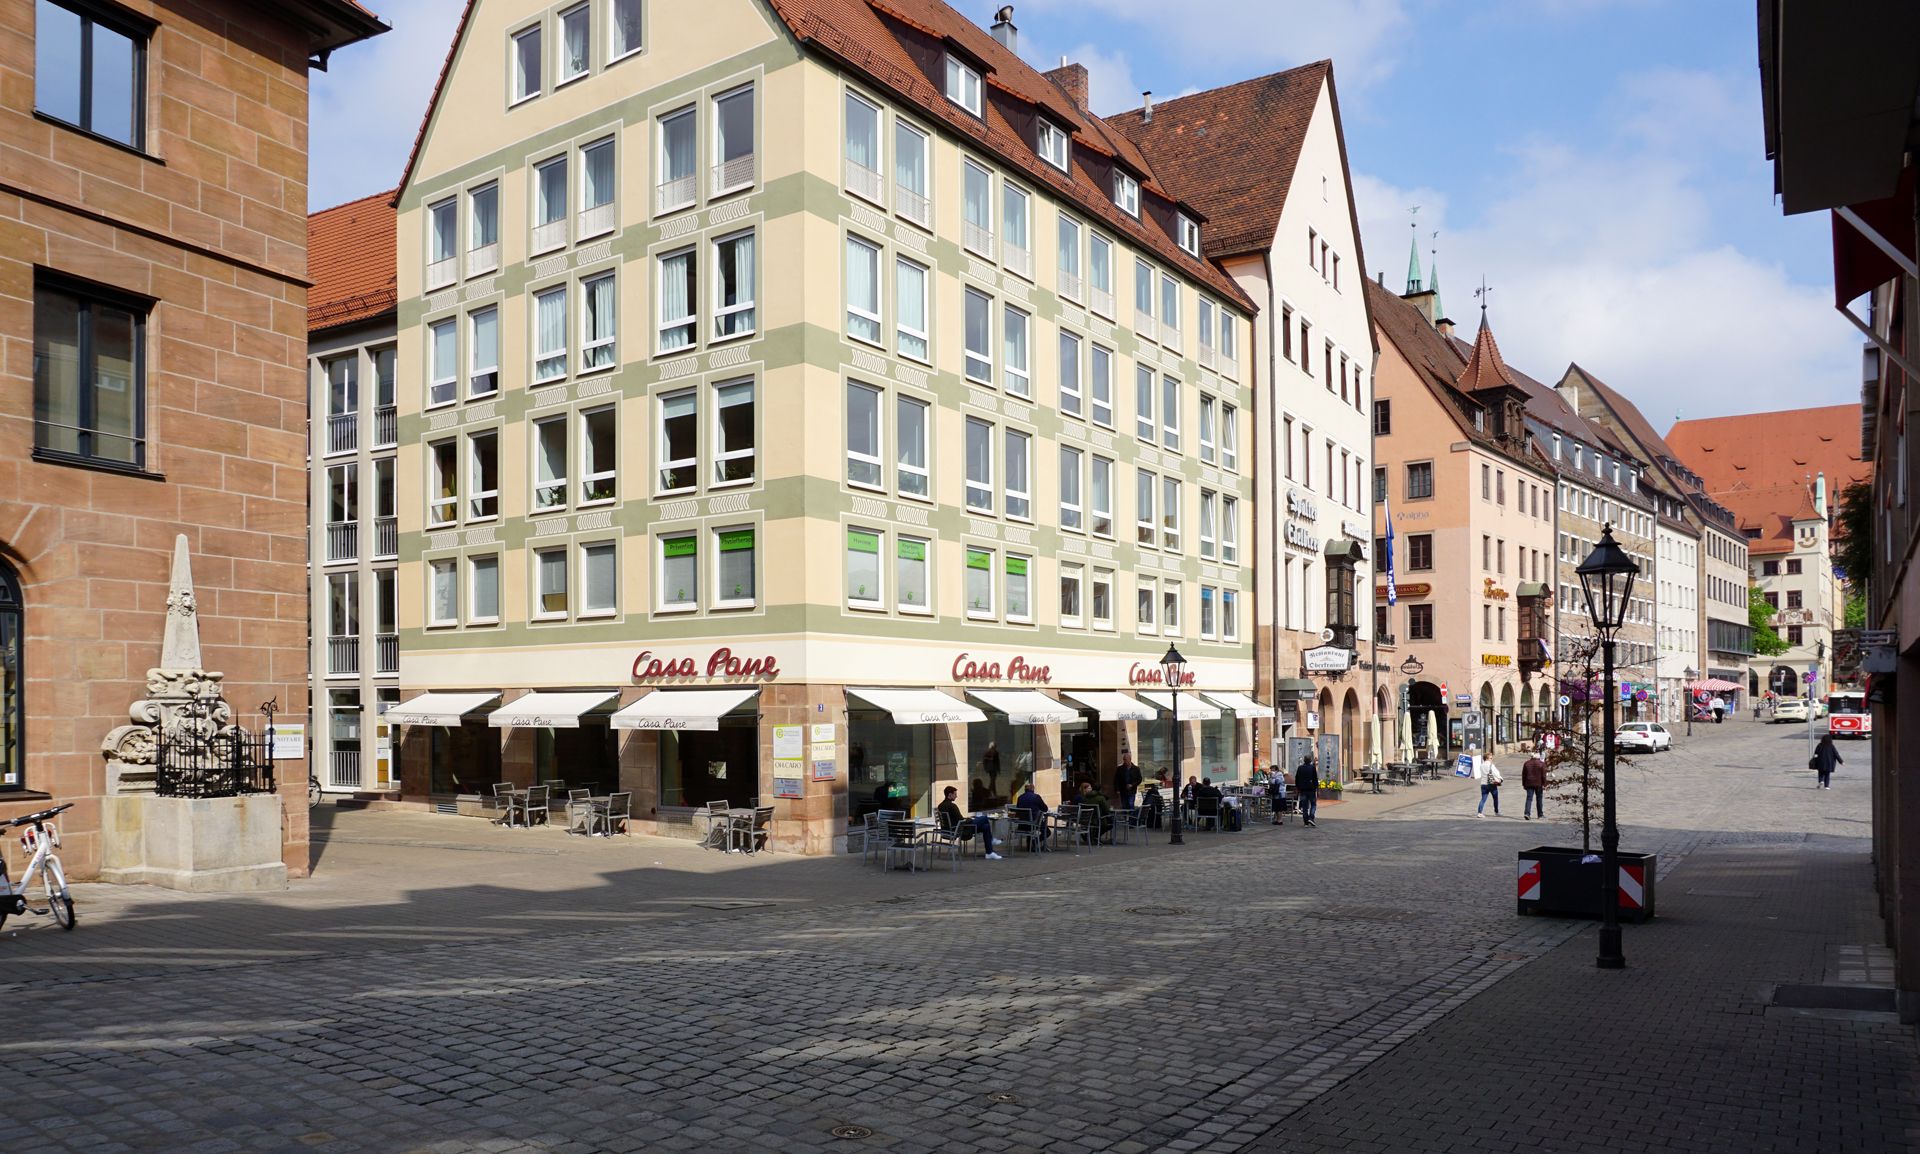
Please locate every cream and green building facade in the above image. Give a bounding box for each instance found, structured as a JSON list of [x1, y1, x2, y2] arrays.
[[387, 0, 1263, 849]]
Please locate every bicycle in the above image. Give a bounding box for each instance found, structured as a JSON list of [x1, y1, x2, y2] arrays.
[[0, 802, 76, 932], [308, 774, 321, 809]]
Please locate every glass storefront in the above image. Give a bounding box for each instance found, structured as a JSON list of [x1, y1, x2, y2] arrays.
[[537, 722, 620, 795], [1199, 716, 1238, 781], [662, 719, 758, 809], [1139, 717, 1188, 783], [428, 720, 502, 795], [848, 710, 933, 820], [1058, 713, 1101, 789], [964, 714, 1035, 809]]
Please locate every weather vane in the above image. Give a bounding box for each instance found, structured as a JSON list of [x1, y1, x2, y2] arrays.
[[1474, 276, 1492, 315]]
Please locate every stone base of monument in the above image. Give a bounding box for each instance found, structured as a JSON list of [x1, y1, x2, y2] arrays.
[[99, 792, 289, 893]]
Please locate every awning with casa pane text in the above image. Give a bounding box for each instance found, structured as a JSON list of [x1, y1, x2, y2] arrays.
[[610, 688, 760, 731]]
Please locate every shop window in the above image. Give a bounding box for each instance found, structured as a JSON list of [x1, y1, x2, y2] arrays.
[[663, 722, 758, 810], [966, 548, 995, 618], [1005, 555, 1031, 623], [849, 711, 933, 820], [965, 715, 1034, 808], [846, 527, 883, 608], [714, 527, 755, 609], [896, 535, 929, 613], [430, 721, 502, 795], [659, 534, 697, 611]]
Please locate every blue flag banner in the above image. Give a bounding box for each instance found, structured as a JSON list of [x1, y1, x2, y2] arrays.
[[1384, 494, 1397, 606]]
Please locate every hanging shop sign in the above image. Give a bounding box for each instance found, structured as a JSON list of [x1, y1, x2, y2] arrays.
[[631, 647, 781, 682], [1285, 489, 1321, 553], [1128, 662, 1198, 687], [951, 652, 1054, 684], [1303, 645, 1352, 672], [1375, 583, 1431, 600], [1482, 578, 1510, 600]]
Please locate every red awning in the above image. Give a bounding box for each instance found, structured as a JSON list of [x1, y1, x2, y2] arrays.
[[1832, 164, 1915, 308]]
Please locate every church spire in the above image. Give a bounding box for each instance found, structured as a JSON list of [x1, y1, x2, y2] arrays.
[[1405, 225, 1423, 295], [1428, 249, 1443, 320]]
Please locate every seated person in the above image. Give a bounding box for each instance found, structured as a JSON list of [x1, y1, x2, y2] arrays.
[[1013, 781, 1050, 848], [1192, 777, 1223, 824], [1077, 780, 1113, 839], [936, 786, 1002, 859], [1139, 782, 1166, 828]]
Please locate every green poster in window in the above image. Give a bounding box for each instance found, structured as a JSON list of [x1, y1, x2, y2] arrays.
[[966, 549, 991, 571], [1005, 557, 1028, 576], [847, 530, 879, 554], [719, 530, 754, 552], [663, 536, 697, 558], [896, 539, 925, 562]]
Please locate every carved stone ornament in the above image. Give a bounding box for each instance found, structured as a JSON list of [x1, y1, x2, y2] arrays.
[[100, 536, 232, 782]]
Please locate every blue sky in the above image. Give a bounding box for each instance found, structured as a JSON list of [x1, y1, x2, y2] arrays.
[[311, 0, 1852, 423]]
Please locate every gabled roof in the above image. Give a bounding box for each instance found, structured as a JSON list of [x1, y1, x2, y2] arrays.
[[308, 189, 397, 332], [1565, 363, 1679, 465], [263, 0, 388, 53], [1106, 64, 1330, 260], [1718, 482, 1821, 555], [1665, 405, 1871, 496], [395, 0, 1251, 310]]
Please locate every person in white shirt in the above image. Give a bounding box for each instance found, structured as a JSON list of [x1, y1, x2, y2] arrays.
[[1475, 755, 1503, 817]]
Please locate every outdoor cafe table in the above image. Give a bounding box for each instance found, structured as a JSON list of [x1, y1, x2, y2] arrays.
[[1358, 769, 1387, 794]]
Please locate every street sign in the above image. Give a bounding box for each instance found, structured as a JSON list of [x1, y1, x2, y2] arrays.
[[1455, 694, 1472, 707], [1557, 694, 1571, 707], [1803, 671, 1817, 684]]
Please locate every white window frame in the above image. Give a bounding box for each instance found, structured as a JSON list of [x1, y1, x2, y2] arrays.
[[1161, 475, 1182, 552], [657, 387, 698, 494], [847, 526, 884, 609], [1162, 579, 1183, 637], [579, 272, 617, 372], [895, 256, 929, 363], [609, 0, 643, 62], [894, 121, 931, 225], [533, 285, 569, 383], [1059, 444, 1083, 532], [1090, 455, 1114, 538], [657, 246, 696, 352], [1199, 488, 1217, 559], [1161, 375, 1180, 452], [427, 317, 457, 407], [1058, 329, 1082, 417], [467, 306, 500, 398], [1089, 344, 1113, 428], [580, 539, 619, 618], [533, 545, 569, 620], [711, 379, 754, 487], [428, 439, 458, 527], [1222, 587, 1239, 641], [511, 24, 542, 104], [1038, 119, 1070, 170], [557, 3, 591, 86], [712, 525, 756, 610], [1221, 404, 1238, 472], [711, 84, 756, 197], [578, 137, 617, 239], [429, 558, 458, 626], [1160, 273, 1181, 337], [1001, 182, 1030, 273], [1177, 213, 1200, 256], [1059, 563, 1084, 629], [657, 106, 696, 214], [964, 288, 993, 384], [1198, 394, 1217, 463], [426, 197, 457, 287], [1113, 171, 1139, 216], [962, 159, 994, 257], [467, 429, 499, 521], [1005, 553, 1033, 624], [533, 154, 569, 253], [1136, 468, 1157, 547], [945, 56, 982, 115], [965, 546, 996, 619], [712, 229, 756, 340], [1136, 578, 1157, 635], [845, 235, 883, 346], [844, 90, 884, 205], [965, 417, 994, 513], [1002, 304, 1030, 398], [1057, 212, 1082, 301], [657, 533, 698, 613], [1088, 233, 1114, 316], [846, 381, 884, 491], [1004, 428, 1031, 522], [533, 414, 568, 511], [1221, 495, 1239, 565], [895, 393, 930, 500], [1091, 569, 1114, 631], [1135, 364, 1154, 442], [896, 533, 930, 614], [1200, 585, 1217, 641], [468, 554, 501, 625]]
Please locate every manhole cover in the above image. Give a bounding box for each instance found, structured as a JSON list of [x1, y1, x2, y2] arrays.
[[831, 1125, 875, 1139], [986, 1092, 1018, 1103], [1125, 906, 1189, 917]]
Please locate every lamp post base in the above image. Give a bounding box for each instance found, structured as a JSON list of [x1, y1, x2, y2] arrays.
[[1597, 927, 1625, 969]]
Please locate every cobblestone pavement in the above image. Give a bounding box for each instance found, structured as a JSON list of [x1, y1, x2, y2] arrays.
[[1, 717, 1910, 1153]]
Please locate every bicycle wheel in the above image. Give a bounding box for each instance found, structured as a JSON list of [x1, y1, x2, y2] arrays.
[[45, 876, 74, 931], [308, 775, 321, 809]]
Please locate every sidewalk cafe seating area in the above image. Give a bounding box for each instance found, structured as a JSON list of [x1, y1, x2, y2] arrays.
[[491, 780, 633, 836]]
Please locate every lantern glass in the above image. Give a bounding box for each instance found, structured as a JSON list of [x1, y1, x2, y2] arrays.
[[1575, 525, 1639, 635], [1160, 643, 1186, 689]]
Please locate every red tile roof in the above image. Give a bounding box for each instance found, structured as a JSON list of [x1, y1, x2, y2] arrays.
[[396, 0, 1252, 311], [1716, 482, 1821, 555], [1665, 405, 1870, 498], [1106, 64, 1330, 260], [762, 0, 1252, 308], [308, 189, 397, 332], [1456, 316, 1519, 393]]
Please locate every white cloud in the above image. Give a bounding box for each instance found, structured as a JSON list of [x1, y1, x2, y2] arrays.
[[1353, 68, 1855, 420], [309, 0, 468, 209]]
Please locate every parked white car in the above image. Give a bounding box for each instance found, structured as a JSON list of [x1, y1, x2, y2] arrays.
[[1615, 722, 1672, 753], [1773, 698, 1810, 723]]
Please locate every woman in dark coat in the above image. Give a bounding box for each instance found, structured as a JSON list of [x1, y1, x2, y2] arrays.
[[1812, 734, 1843, 790]]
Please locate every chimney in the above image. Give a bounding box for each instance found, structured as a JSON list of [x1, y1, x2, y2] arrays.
[[1814, 471, 1828, 517], [1044, 60, 1090, 109], [990, 5, 1017, 51], [1142, 90, 1153, 123], [1437, 317, 1455, 340]]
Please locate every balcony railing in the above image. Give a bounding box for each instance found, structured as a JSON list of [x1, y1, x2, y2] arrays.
[[577, 201, 616, 239], [374, 517, 398, 560], [1090, 287, 1114, 317], [711, 153, 755, 196], [656, 175, 695, 215], [845, 159, 884, 204], [1199, 343, 1217, 369], [466, 242, 499, 278], [1058, 270, 1082, 302], [374, 406, 397, 448], [328, 635, 360, 676], [962, 221, 994, 258], [1135, 310, 1157, 341], [376, 633, 398, 675], [531, 218, 568, 254], [326, 411, 357, 455], [330, 748, 362, 790], [425, 255, 457, 290], [896, 185, 930, 226], [326, 521, 358, 564], [1002, 243, 1032, 278]]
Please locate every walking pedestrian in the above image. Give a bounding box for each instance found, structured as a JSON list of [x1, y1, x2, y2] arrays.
[[1266, 770, 1287, 825], [1521, 750, 1547, 820], [1712, 696, 1726, 724], [1294, 752, 1319, 827], [1112, 752, 1142, 811], [1475, 755, 1503, 817], [1811, 733, 1843, 790]]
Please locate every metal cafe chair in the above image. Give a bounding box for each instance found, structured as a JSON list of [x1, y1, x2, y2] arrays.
[[565, 789, 594, 834], [699, 800, 732, 851], [592, 792, 632, 837], [512, 784, 551, 828], [730, 805, 774, 854], [882, 819, 925, 872], [490, 782, 517, 826]]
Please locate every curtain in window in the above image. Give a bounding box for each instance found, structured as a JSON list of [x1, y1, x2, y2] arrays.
[[846, 97, 878, 171], [583, 277, 616, 368], [896, 259, 927, 359], [433, 562, 457, 622], [537, 289, 567, 376], [894, 124, 924, 194], [847, 239, 878, 342], [663, 113, 695, 181], [471, 308, 498, 372], [432, 320, 456, 382], [584, 143, 615, 208], [538, 160, 567, 225], [660, 251, 693, 349], [535, 420, 567, 508], [612, 0, 642, 56], [539, 551, 569, 614], [564, 11, 589, 76]]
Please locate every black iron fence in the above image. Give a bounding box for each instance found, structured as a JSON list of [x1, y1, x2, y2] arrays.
[[155, 727, 277, 799]]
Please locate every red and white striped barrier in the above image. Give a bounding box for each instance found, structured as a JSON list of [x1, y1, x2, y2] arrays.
[[1517, 859, 1542, 902], [1618, 863, 1646, 910]]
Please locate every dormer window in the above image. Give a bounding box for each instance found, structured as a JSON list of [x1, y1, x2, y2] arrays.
[[1176, 213, 1199, 256], [1037, 119, 1069, 171], [945, 56, 982, 116], [1113, 170, 1139, 215]]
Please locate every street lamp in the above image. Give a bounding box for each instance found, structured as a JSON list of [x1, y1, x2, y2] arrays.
[[1161, 643, 1187, 847], [1682, 667, 1697, 738], [1576, 524, 1640, 971]]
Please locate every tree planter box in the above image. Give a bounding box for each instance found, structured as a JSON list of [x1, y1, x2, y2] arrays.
[[1516, 846, 1655, 922]]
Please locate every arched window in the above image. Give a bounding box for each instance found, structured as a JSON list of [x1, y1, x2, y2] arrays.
[[0, 560, 21, 790]]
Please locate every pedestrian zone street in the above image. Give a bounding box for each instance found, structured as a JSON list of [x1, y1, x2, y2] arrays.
[[3, 718, 1914, 1154]]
